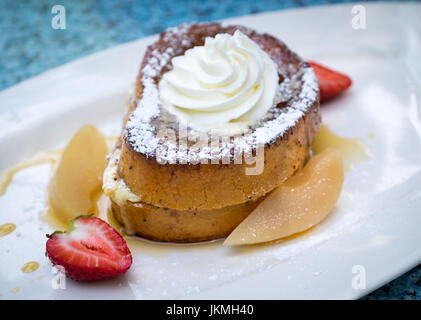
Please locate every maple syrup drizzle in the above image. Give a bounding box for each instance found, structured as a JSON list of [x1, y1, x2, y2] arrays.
[[0, 150, 61, 196], [21, 261, 40, 273], [0, 223, 16, 237], [312, 125, 372, 171]]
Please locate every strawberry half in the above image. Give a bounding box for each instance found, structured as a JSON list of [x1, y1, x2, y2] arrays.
[[308, 61, 352, 102], [46, 216, 132, 281]]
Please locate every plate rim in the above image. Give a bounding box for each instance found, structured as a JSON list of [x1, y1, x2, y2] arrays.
[[1, 2, 421, 300]]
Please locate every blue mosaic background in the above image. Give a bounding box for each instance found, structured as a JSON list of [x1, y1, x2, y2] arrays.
[[1, 0, 420, 299]]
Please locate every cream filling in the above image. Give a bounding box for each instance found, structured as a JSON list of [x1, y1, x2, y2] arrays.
[[103, 148, 141, 235], [103, 148, 141, 206]]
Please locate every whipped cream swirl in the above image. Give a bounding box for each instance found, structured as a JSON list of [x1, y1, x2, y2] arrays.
[[159, 30, 279, 135]]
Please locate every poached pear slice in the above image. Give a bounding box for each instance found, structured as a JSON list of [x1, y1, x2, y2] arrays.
[[224, 148, 344, 246], [49, 125, 108, 223]]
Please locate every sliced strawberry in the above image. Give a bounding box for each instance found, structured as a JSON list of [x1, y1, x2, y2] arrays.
[[308, 61, 352, 102], [46, 216, 132, 281]]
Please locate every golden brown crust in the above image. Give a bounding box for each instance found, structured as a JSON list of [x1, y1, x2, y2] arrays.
[[111, 197, 263, 243]]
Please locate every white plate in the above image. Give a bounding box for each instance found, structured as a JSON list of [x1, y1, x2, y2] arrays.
[[1, 2, 421, 300]]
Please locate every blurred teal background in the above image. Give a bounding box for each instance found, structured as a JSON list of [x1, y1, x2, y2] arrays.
[[1, 0, 420, 299]]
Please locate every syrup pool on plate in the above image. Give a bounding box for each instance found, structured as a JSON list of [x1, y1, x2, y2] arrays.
[[312, 125, 372, 171], [21, 261, 39, 274], [0, 151, 61, 196], [0, 223, 16, 237]]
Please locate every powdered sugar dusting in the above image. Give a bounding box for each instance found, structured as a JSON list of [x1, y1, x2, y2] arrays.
[[125, 45, 175, 158], [125, 23, 319, 164]]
